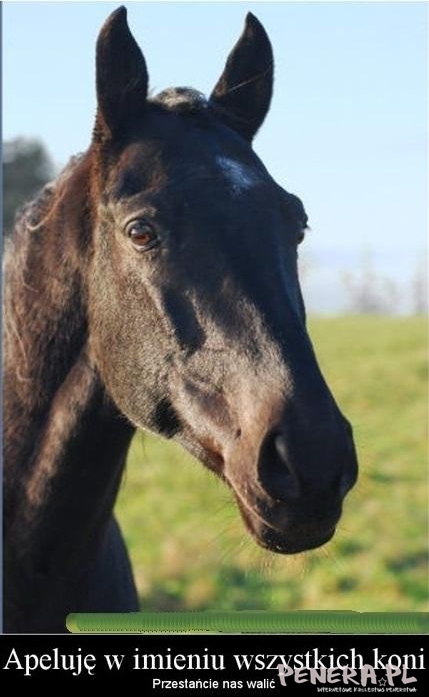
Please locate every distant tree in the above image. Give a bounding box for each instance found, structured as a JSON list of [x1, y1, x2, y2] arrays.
[[3, 137, 54, 236], [411, 257, 428, 315], [342, 250, 399, 315]]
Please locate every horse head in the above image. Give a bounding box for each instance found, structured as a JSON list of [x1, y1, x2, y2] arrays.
[[88, 7, 358, 554]]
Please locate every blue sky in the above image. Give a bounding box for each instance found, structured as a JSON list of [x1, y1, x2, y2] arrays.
[[3, 1, 428, 312]]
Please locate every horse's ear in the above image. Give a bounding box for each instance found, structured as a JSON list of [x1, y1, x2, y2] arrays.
[[209, 13, 274, 142], [95, 6, 148, 140]]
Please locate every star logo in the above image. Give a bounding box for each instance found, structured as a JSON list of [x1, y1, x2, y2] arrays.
[[378, 677, 387, 687]]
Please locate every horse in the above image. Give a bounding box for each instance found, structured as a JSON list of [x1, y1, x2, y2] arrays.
[[3, 6, 358, 633]]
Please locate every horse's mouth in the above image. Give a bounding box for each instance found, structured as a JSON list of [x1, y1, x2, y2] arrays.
[[190, 439, 343, 554], [236, 496, 337, 555]]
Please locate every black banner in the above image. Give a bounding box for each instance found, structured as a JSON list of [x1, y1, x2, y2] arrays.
[[0, 633, 427, 692]]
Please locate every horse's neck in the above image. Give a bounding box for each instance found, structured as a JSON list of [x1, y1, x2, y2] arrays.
[[4, 349, 134, 631], [3, 155, 93, 475], [3, 157, 135, 629], [5, 347, 133, 536], [2, 155, 116, 480]]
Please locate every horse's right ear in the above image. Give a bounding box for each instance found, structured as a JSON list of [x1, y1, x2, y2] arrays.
[[209, 13, 274, 142], [94, 6, 148, 140]]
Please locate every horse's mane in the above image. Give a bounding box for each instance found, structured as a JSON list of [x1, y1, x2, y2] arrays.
[[3, 152, 91, 415], [8, 154, 86, 247]]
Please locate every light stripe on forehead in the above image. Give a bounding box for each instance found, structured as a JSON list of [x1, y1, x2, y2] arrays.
[[216, 156, 262, 195]]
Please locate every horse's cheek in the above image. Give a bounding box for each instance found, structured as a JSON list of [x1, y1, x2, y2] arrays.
[[87, 267, 161, 425]]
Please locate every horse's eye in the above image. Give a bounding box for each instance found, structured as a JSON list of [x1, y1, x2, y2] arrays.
[[126, 220, 159, 251], [297, 228, 306, 245]]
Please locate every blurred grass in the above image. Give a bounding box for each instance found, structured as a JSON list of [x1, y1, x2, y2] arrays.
[[115, 316, 428, 611]]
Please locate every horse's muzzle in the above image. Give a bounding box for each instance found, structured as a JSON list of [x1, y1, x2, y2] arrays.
[[224, 418, 358, 554], [174, 369, 358, 554]]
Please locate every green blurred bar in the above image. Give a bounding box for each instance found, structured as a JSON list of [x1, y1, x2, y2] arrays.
[[66, 611, 429, 634]]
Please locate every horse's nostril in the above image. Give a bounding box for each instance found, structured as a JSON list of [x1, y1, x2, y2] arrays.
[[258, 431, 301, 501], [274, 432, 289, 464], [274, 433, 301, 499]]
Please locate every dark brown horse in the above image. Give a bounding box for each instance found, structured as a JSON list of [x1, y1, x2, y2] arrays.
[[3, 7, 358, 633]]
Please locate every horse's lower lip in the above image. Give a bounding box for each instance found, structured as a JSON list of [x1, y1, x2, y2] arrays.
[[238, 501, 337, 554], [256, 525, 336, 554]]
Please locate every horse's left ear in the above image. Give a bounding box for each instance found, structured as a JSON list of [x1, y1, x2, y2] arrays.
[[94, 6, 148, 140], [209, 13, 274, 142]]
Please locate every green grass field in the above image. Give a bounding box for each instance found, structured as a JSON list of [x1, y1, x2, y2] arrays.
[[115, 316, 428, 612]]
